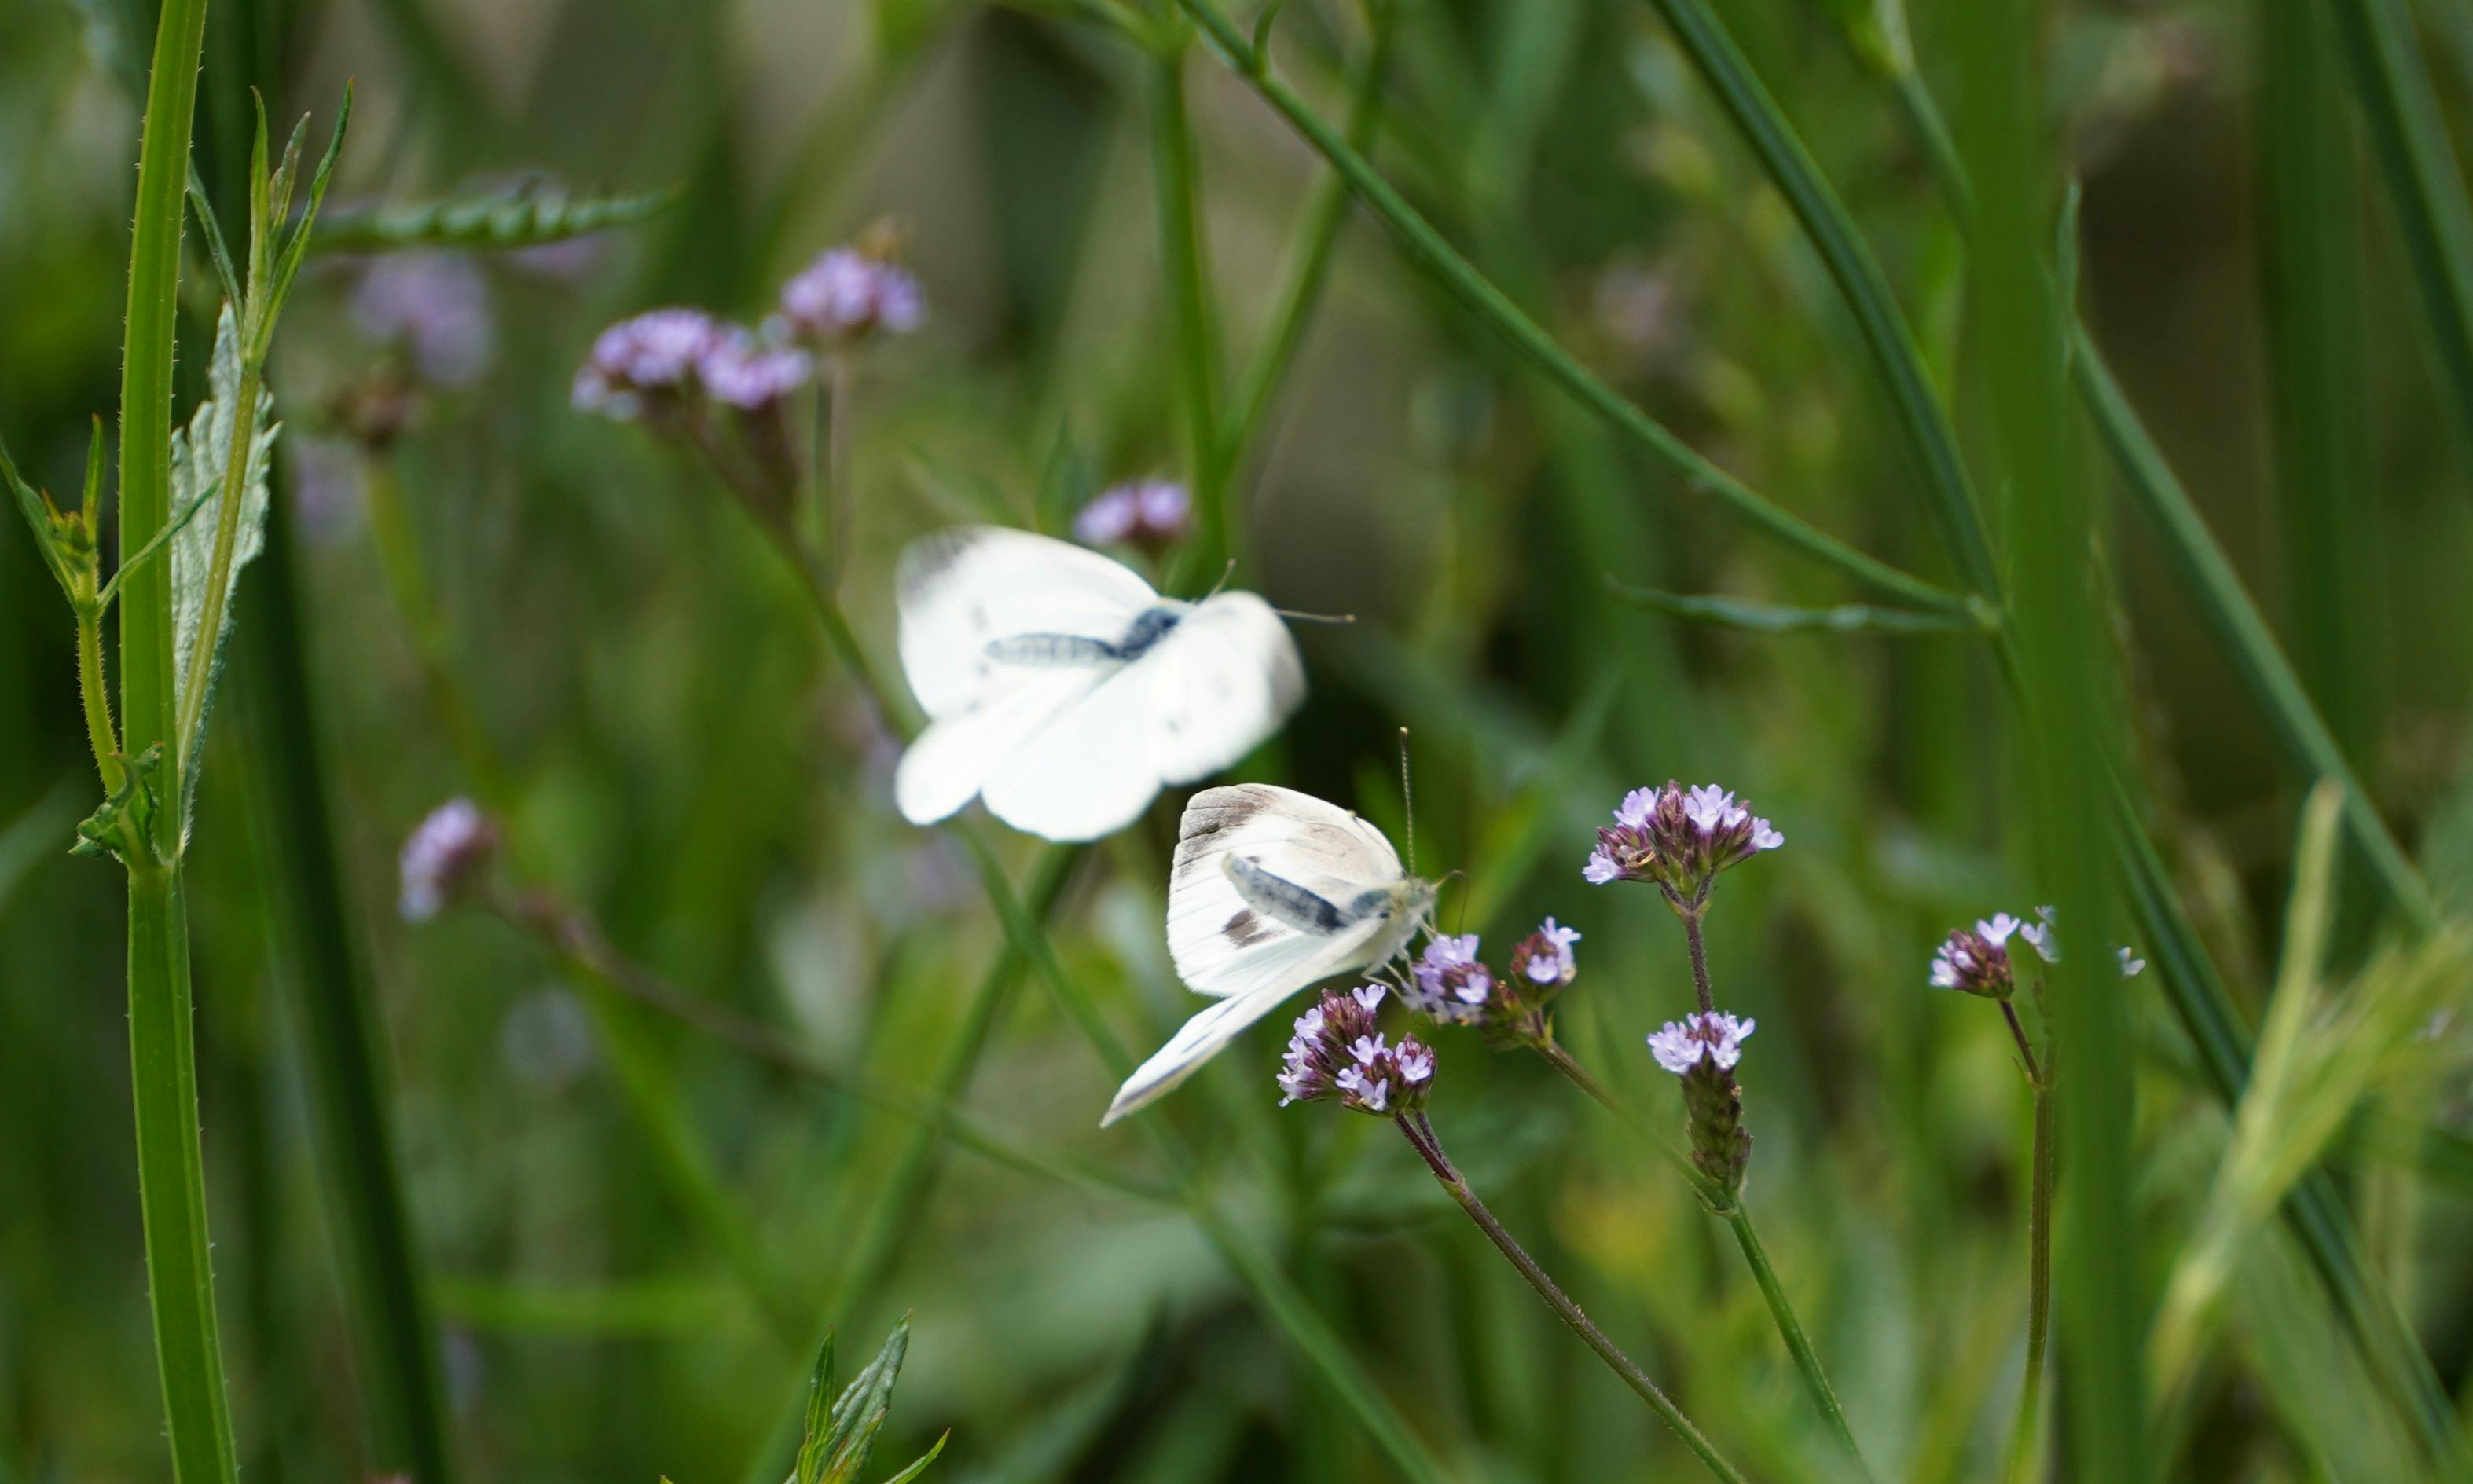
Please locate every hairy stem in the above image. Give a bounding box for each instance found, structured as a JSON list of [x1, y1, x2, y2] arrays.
[[1395, 1112, 1745, 1484], [78, 608, 124, 792], [2005, 1083, 2055, 1484], [1680, 903, 1715, 1014]]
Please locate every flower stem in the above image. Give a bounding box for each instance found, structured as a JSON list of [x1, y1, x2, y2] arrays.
[[1533, 1039, 1871, 1473], [2000, 998, 2043, 1085], [1680, 903, 1715, 1013], [77, 606, 124, 792], [2005, 1083, 2056, 1484], [1393, 1112, 1745, 1484], [1721, 1204, 1873, 1479]]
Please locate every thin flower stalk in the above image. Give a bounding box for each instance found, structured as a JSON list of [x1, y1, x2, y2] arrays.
[[1392, 1111, 1747, 1484]]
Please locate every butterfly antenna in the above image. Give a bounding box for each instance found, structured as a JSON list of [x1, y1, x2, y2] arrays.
[[1270, 607, 1357, 625], [1399, 727, 1417, 878], [1202, 559, 1238, 600]]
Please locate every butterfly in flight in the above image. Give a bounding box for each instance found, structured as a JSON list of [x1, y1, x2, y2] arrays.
[[892, 527, 1304, 842], [1103, 783, 1436, 1125]]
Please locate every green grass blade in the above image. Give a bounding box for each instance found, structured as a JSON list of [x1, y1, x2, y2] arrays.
[[1170, 0, 1966, 614], [2328, 0, 2473, 475], [1634, 0, 1998, 600], [231, 498, 457, 1484], [1953, 0, 2148, 1475], [116, 0, 239, 1476], [2258, 0, 2383, 769], [1148, 45, 1229, 572], [2110, 793, 2459, 1458], [1216, 0, 1396, 478], [2072, 332, 2436, 931]]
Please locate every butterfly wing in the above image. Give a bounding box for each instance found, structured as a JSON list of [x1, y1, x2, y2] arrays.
[[1165, 784, 1407, 1000], [1100, 978, 1311, 1127], [893, 526, 1158, 720], [1144, 591, 1305, 786]]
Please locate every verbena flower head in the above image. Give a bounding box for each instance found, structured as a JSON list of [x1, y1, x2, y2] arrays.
[[1278, 985, 1435, 1117], [351, 251, 495, 387], [780, 246, 926, 342], [1404, 933, 1492, 1024], [1073, 478, 1194, 553], [399, 798, 497, 922], [572, 308, 729, 422], [1584, 781, 1781, 901], [1928, 913, 2030, 998], [1647, 1010, 1756, 1075], [1652, 1010, 1756, 1193], [696, 328, 815, 411], [1510, 917, 1582, 991]]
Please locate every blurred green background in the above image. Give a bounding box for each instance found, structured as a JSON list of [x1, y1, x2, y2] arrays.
[[7, 0, 2473, 1479]]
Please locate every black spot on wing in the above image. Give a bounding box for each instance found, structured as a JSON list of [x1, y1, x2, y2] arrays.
[[1181, 787, 1274, 841], [1224, 909, 1276, 948]]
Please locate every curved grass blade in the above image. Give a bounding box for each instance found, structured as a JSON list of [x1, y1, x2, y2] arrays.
[[1633, 0, 1998, 601], [1169, 0, 1965, 614], [2327, 0, 2473, 476]]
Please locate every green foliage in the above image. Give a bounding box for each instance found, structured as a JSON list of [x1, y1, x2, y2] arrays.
[[788, 1321, 945, 1484], [310, 181, 678, 253], [69, 743, 165, 867]]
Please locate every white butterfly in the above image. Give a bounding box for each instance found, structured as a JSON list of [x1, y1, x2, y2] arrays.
[[1102, 783, 1436, 1126], [892, 526, 1306, 843]]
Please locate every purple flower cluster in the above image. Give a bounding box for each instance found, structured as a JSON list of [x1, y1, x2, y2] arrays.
[[399, 798, 497, 922], [1277, 985, 1436, 1117], [779, 247, 926, 342], [1073, 478, 1194, 553], [573, 308, 816, 423], [1646, 1009, 1756, 1075], [1404, 934, 1492, 1024], [1931, 906, 2141, 996], [352, 252, 496, 387], [1928, 912, 2040, 998], [1584, 782, 1782, 900], [1510, 918, 1582, 990]]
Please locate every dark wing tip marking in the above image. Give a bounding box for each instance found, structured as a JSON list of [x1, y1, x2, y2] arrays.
[[1224, 909, 1275, 948]]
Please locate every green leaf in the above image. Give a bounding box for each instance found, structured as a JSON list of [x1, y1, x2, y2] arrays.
[[873, 1434, 946, 1484], [168, 304, 279, 796], [793, 1331, 838, 1484], [820, 1317, 912, 1483], [1608, 581, 1986, 636], [0, 431, 80, 602], [71, 743, 166, 867], [310, 180, 677, 254], [263, 83, 355, 343]]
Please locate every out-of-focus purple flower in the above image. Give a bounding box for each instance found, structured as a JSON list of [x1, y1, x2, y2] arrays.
[[1073, 478, 1194, 553], [1278, 984, 1434, 1116], [1404, 933, 1492, 1024], [352, 252, 496, 387], [1584, 780, 1782, 900], [399, 798, 497, 922], [780, 247, 925, 342], [572, 307, 730, 421], [698, 328, 815, 411], [1647, 1009, 1756, 1075], [2001, 904, 2144, 981]]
